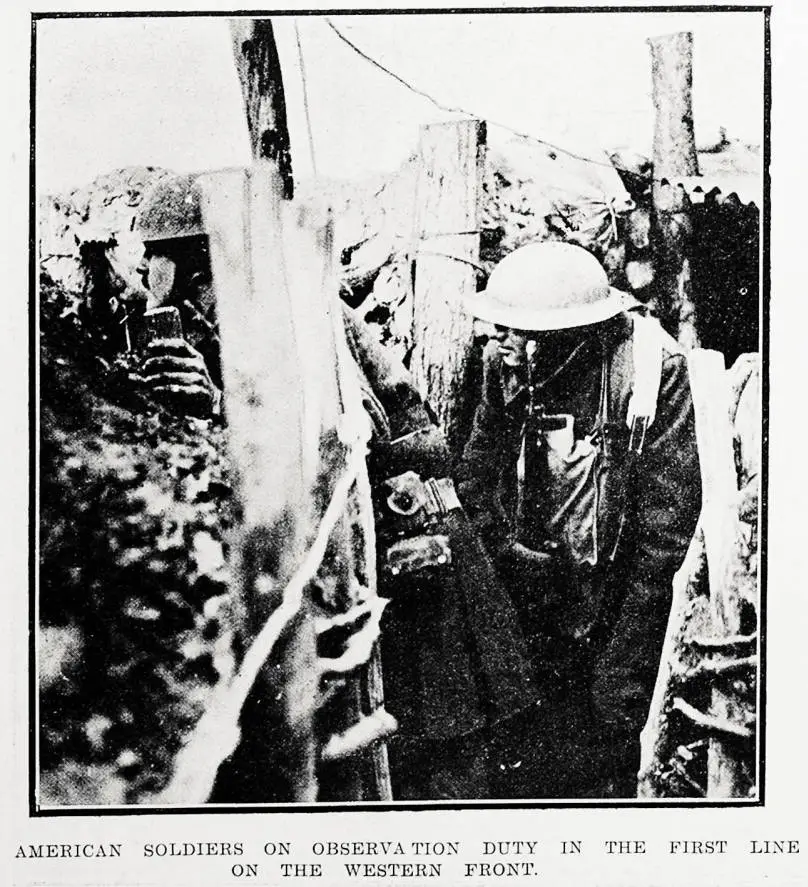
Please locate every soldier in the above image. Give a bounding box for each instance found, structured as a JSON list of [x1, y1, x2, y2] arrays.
[[132, 174, 223, 419], [131, 173, 537, 800], [457, 241, 701, 798]]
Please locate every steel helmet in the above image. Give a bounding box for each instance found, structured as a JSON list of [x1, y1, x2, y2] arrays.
[[134, 174, 206, 243], [464, 241, 634, 331]]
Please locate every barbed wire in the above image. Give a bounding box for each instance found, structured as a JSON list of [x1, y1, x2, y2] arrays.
[[323, 17, 654, 181]]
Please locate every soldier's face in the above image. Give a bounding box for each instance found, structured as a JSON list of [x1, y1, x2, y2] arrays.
[[493, 325, 529, 366], [493, 325, 594, 369]]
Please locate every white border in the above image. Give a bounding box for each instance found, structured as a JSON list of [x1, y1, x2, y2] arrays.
[[4, 2, 806, 886]]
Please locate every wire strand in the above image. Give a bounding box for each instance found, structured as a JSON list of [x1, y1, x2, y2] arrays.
[[324, 18, 636, 177], [295, 21, 319, 178]]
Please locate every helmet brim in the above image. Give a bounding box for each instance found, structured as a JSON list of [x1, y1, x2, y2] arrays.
[[462, 286, 637, 331], [137, 227, 208, 244]]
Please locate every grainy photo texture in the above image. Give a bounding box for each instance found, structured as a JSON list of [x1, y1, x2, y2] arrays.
[[34, 9, 765, 810]]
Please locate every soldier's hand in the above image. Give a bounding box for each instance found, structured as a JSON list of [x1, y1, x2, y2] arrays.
[[140, 338, 221, 418]]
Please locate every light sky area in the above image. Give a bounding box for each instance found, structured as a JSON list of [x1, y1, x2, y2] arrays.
[[36, 12, 764, 195]]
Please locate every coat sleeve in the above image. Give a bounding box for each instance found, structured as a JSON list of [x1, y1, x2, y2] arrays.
[[593, 350, 702, 730], [455, 341, 514, 553], [341, 304, 453, 480], [341, 304, 433, 440]]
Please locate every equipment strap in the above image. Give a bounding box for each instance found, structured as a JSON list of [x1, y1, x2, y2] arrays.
[[609, 313, 678, 559], [626, 313, 683, 435]]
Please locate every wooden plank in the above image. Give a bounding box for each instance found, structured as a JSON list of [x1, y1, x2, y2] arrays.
[[224, 17, 392, 803], [411, 119, 486, 455], [640, 352, 757, 799], [199, 166, 394, 802], [198, 164, 327, 802]]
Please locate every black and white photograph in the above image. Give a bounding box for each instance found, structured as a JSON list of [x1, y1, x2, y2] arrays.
[[32, 8, 765, 810], [8, 1, 808, 884]]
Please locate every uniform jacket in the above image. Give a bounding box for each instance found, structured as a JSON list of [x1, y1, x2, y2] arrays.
[[342, 306, 538, 749], [456, 312, 701, 729]]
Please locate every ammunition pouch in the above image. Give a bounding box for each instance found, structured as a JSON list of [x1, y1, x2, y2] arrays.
[[383, 534, 451, 578]]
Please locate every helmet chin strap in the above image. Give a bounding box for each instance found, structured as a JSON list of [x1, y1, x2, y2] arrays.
[[525, 339, 539, 418], [526, 333, 594, 393]]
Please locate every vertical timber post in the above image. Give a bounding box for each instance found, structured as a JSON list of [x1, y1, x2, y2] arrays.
[[214, 19, 318, 803], [225, 19, 391, 803], [411, 119, 486, 456], [230, 18, 294, 198], [648, 32, 700, 348]]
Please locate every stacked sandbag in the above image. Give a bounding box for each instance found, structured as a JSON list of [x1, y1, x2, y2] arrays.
[[39, 166, 174, 318], [481, 137, 656, 298]]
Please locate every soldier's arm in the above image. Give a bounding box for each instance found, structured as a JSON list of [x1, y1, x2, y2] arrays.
[[455, 341, 512, 553], [341, 305, 433, 439], [631, 351, 702, 576], [341, 304, 453, 481]]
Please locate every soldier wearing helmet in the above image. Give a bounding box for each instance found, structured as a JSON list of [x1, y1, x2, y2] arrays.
[[133, 174, 223, 418], [457, 241, 701, 798]]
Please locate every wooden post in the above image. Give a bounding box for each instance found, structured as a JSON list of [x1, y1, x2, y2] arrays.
[[230, 18, 294, 199], [648, 32, 700, 347], [411, 120, 486, 456], [199, 166, 324, 802], [223, 20, 392, 803], [216, 21, 311, 802]]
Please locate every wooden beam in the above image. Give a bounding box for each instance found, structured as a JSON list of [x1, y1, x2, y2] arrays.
[[639, 352, 757, 799], [198, 166, 325, 802], [411, 119, 486, 456], [230, 18, 294, 198], [648, 32, 699, 180], [687, 350, 755, 799], [648, 32, 700, 346], [220, 22, 393, 801]]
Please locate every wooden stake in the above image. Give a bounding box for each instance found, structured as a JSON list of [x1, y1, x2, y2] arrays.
[[230, 18, 294, 198], [688, 351, 755, 798], [224, 19, 392, 802], [648, 33, 699, 180], [197, 165, 330, 802], [411, 119, 486, 455], [648, 32, 700, 346], [639, 352, 757, 799]]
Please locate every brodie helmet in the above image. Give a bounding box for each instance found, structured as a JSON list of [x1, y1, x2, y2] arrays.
[[134, 174, 206, 244], [464, 241, 636, 331]]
